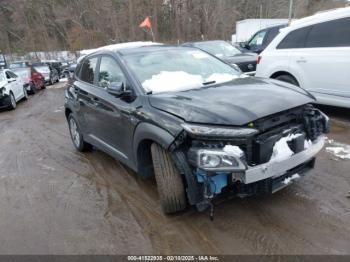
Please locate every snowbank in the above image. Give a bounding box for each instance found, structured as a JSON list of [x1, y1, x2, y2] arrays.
[[142, 71, 237, 93]]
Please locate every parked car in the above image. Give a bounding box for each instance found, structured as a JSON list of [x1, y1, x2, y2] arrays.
[[32, 62, 59, 85], [182, 40, 257, 75], [256, 7, 350, 108], [0, 53, 7, 69], [62, 63, 77, 79], [44, 61, 64, 78], [0, 69, 28, 109], [12, 66, 46, 94], [9, 61, 32, 69], [65, 44, 329, 215], [239, 24, 288, 54]]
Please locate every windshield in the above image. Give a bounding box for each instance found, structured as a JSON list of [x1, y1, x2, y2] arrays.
[[193, 41, 241, 58], [124, 49, 240, 94]]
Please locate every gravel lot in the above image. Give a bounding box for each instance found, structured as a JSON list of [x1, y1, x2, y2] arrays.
[[0, 82, 349, 255]]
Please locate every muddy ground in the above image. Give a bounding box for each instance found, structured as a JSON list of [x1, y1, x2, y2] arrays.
[[0, 82, 349, 255]]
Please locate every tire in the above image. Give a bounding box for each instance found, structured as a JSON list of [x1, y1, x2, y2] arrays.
[[30, 83, 37, 94], [42, 82, 46, 89], [56, 78, 59, 83], [50, 78, 54, 86], [8, 92, 16, 110], [68, 114, 92, 152], [151, 143, 187, 214], [275, 74, 299, 86], [23, 87, 28, 100]]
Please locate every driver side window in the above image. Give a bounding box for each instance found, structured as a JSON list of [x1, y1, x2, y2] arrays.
[[98, 56, 126, 89]]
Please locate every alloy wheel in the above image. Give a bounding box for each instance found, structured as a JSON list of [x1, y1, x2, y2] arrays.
[[69, 118, 80, 148], [10, 93, 16, 109]]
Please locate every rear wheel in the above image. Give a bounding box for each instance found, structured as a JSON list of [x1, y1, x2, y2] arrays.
[[151, 143, 187, 214], [68, 114, 92, 152], [275, 74, 299, 86], [8, 92, 16, 110]]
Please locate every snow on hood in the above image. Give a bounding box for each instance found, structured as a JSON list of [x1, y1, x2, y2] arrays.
[[142, 71, 237, 94]]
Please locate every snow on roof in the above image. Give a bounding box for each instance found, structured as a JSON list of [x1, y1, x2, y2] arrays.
[[291, 6, 350, 28], [79, 41, 162, 56], [78, 41, 163, 63]]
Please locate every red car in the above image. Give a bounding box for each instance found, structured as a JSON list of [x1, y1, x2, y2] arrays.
[[11, 66, 45, 94]]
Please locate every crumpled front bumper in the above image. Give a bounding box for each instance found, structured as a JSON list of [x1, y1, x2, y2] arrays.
[[235, 136, 325, 184]]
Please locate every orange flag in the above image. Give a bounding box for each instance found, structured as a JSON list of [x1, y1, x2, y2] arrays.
[[139, 16, 152, 29]]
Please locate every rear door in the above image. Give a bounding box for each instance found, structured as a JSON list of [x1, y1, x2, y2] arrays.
[[73, 56, 99, 134], [299, 17, 350, 100]]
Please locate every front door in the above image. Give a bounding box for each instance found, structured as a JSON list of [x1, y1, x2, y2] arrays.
[[85, 55, 139, 164]]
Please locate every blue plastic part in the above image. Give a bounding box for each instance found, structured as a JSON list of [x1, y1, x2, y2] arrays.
[[196, 169, 229, 194]]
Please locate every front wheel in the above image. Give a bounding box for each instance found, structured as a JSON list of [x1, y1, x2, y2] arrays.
[[151, 143, 187, 214], [23, 87, 28, 100], [275, 74, 299, 86], [8, 92, 16, 110], [68, 114, 92, 152]]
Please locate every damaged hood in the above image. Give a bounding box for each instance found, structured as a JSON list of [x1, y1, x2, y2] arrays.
[[149, 77, 314, 126]]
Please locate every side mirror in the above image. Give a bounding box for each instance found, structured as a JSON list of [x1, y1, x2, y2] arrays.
[[107, 82, 132, 98]]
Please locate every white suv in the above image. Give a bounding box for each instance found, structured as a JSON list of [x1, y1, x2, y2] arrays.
[[256, 7, 350, 108]]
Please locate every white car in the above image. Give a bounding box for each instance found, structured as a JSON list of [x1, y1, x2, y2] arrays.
[[256, 7, 350, 108], [0, 69, 28, 110]]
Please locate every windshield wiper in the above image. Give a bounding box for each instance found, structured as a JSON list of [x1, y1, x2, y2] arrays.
[[202, 80, 216, 85]]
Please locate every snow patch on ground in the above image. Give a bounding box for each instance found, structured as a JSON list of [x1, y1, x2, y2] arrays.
[[223, 145, 244, 157], [142, 71, 237, 93], [325, 139, 350, 160], [283, 173, 300, 185], [269, 133, 303, 162]]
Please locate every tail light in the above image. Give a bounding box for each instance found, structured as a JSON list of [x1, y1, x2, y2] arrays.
[[257, 56, 262, 65]]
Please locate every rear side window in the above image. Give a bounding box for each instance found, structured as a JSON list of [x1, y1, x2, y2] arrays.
[[277, 26, 311, 49], [80, 57, 98, 84], [305, 17, 350, 48]]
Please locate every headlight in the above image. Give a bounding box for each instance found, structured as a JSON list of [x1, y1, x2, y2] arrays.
[[230, 63, 242, 73], [181, 123, 258, 138], [188, 147, 246, 172]]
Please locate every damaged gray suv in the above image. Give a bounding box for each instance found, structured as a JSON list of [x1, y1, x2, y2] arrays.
[[65, 44, 329, 217]]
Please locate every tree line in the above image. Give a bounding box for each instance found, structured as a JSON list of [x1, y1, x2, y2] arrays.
[[0, 0, 347, 55]]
